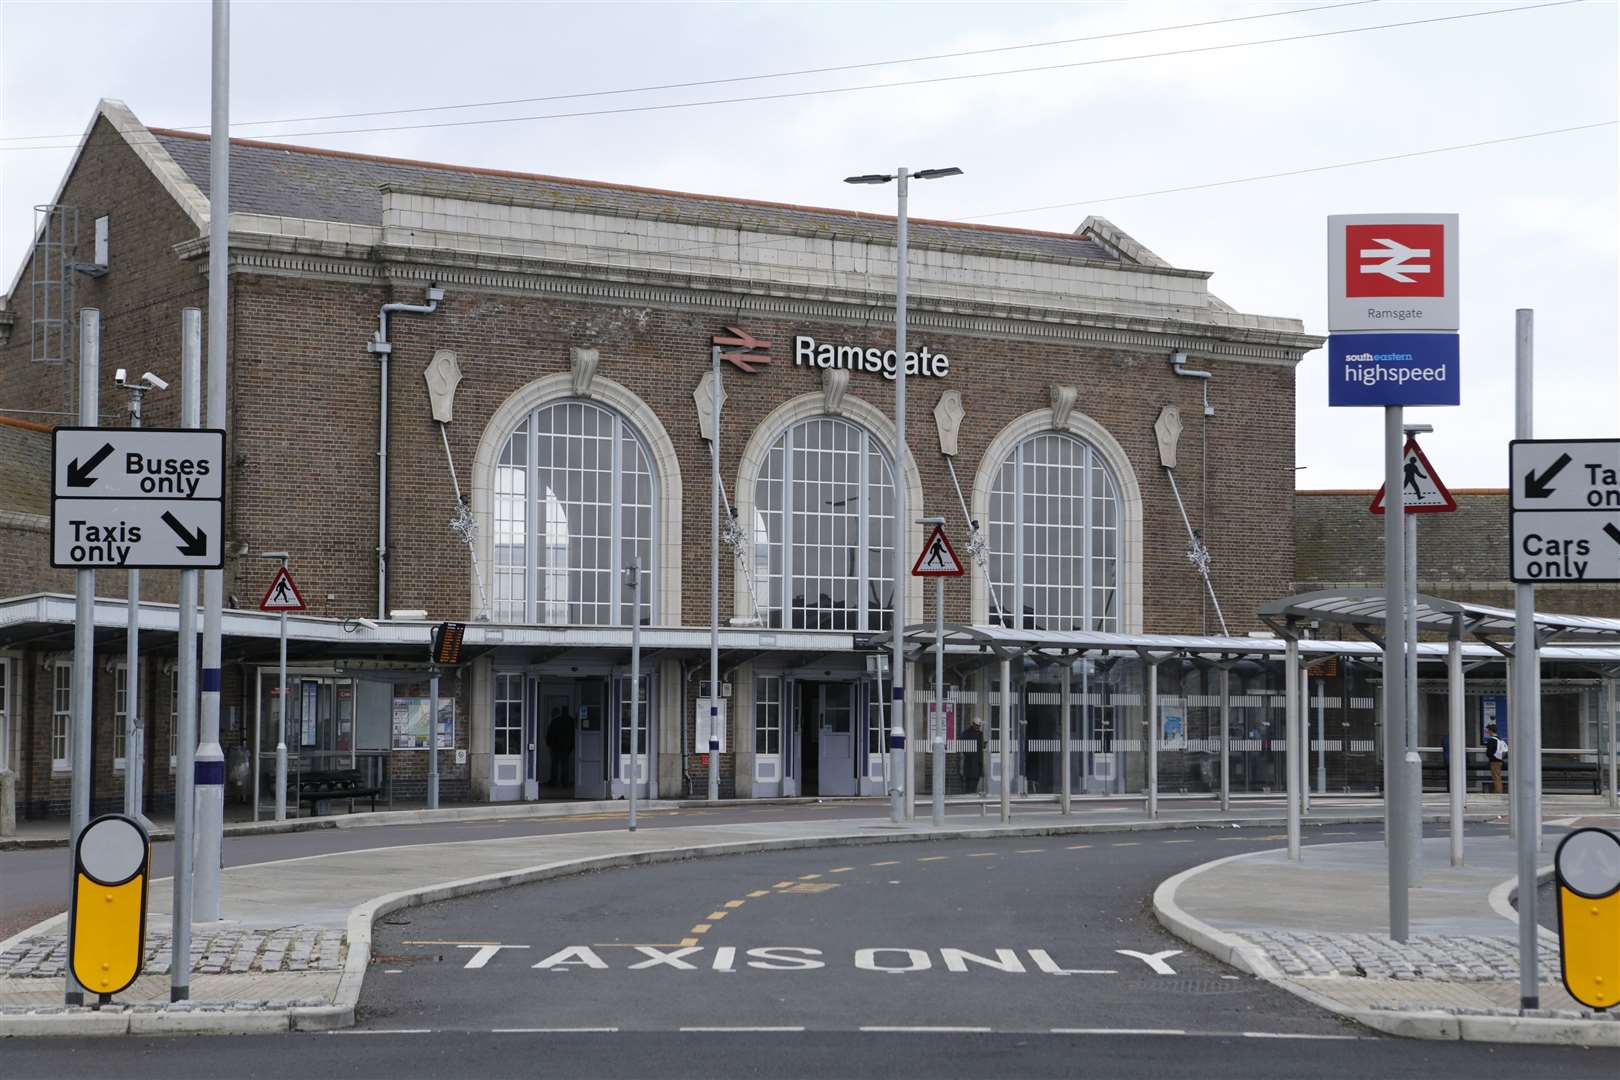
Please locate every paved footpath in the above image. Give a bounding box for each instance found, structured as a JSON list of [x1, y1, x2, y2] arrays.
[[1154, 827, 1620, 1046]]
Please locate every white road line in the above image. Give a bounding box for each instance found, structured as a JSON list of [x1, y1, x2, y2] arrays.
[[860, 1026, 993, 1034], [679, 1026, 806, 1033], [1050, 1027, 1186, 1036], [1241, 1031, 1359, 1040], [492, 1027, 621, 1034], [330, 1028, 432, 1035]]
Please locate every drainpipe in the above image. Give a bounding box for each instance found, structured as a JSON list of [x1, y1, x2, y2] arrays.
[[366, 284, 445, 619]]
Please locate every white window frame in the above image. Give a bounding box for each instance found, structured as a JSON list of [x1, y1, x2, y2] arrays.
[[987, 431, 1122, 632], [113, 663, 128, 772], [493, 399, 659, 627], [754, 416, 897, 633], [52, 661, 72, 772]]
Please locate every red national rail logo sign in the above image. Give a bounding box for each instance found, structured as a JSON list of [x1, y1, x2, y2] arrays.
[[712, 327, 772, 373]]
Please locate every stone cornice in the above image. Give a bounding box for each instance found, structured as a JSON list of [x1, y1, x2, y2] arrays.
[[206, 235, 1323, 364]]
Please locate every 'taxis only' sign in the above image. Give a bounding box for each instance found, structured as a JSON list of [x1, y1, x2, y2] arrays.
[[50, 426, 225, 570]]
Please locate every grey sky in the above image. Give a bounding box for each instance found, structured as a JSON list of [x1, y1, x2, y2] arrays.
[[2, 0, 1615, 487]]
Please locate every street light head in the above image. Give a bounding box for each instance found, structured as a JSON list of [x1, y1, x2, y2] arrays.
[[914, 167, 964, 180], [1403, 423, 1434, 436], [844, 173, 894, 185], [260, 550, 289, 561]]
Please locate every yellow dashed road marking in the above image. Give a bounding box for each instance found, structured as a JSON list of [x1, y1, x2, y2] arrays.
[[747, 890, 771, 898], [1066, 844, 1092, 850], [799, 873, 823, 880], [773, 881, 795, 888], [871, 860, 900, 867], [968, 852, 996, 858], [918, 856, 949, 862], [690, 924, 711, 934], [679, 937, 699, 948], [829, 867, 853, 873], [724, 900, 746, 909], [707, 912, 728, 921]]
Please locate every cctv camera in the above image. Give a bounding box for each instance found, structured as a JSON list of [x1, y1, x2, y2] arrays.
[[114, 368, 129, 385], [141, 372, 169, 391], [356, 618, 381, 632]]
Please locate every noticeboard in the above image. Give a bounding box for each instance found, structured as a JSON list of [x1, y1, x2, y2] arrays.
[[392, 697, 455, 750]]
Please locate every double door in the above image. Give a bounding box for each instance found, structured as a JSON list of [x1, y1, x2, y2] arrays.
[[495, 674, 647, 802], [790, 680, 860, 798]]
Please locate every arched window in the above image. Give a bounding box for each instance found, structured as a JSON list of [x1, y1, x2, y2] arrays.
[[752, 416, 896, 631], [491, 400, 656, 625], [986, 431, 1121, 631]]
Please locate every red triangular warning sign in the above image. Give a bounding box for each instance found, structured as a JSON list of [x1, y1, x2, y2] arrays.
[[1370, 438, 1458, 514], [259, 566, 307, 611], [912, 523, 965, 577]]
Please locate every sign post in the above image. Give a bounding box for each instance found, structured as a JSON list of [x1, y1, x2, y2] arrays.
[[1327, 212, 1460, 943], [624, 559, 643, 832], [913, 520, 964, 828], [259, 558, 304, 821]]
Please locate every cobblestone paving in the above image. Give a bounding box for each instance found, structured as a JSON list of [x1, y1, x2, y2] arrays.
[[0, 927, 345, 978], [1242, 930, 1562, 981]]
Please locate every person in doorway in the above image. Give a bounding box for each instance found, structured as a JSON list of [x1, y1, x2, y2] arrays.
[[1484, 723, 1508, 794], [546, 707, 573, 787], [962, 718, 985, 795]]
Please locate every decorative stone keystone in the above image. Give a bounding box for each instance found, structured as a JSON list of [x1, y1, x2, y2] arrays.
[[570, 347, 600, 398], [821, 367, 850, 416], [1155, 404, 1183, 470], [1050, 384, 1078, 431], [694, 371, 726, 443], [423, 350, 462, 424]]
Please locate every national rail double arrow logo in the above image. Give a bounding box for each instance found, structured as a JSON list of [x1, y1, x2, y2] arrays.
[[712, 326, 772, 373]]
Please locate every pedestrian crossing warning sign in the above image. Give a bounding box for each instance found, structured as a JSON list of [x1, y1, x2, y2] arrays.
[[260, 566, 306, 612], [912, 523, 965, 577], [1370, 437, 1458, 514]]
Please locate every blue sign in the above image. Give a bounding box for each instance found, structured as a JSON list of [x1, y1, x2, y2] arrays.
[[1327, 332, 1459, 407]]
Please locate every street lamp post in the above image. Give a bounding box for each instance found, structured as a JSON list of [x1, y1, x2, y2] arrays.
[[115, 370, 167, 823], [845, 165, 961, 826]]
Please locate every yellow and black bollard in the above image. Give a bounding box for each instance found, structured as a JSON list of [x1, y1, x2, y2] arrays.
[[68, 814, 151, 1002], [1555, 827, 1620, 1011]]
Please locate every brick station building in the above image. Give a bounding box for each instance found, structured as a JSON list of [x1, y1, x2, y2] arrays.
[[0, 98, 1333, 822]]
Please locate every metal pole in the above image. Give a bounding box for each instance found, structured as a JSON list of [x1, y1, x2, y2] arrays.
[[1383, 405, 1410, 942], [1505, 657, 1516, 840], [1145, 655, 1159, 820], [709, 342, 722, 805], [1448, 629, 1465, 866], [275, 559, 288, 821], [1285, 637, 1301, 861], [1513, 308, 1539, 1010], [193, 0, 231, 925], [1315, 674, 1327, 795], [1300, 665, 1311, 816], [999, 655, 1012, 825], [1219, 666, 1231, 813], [1532, 658, 1543, 851], [1059, 659, 1072, 816], [1605, 673, 1617, 810], [889, 167, 910, 828], [628, 559, 641, 832], [172, 306, 202, 1002], [124, 384, 144, 821], [1404, 508, 1423, 886], [931, 576, 944, 827], [428, 666, 440, 809], [64, 308, 99, 1006]]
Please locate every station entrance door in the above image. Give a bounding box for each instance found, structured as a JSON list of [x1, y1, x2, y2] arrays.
[[791, 680, 859, 797], [532, 678, 610, 800]]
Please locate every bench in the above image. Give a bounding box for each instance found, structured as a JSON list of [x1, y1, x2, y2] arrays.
[[295, 769, 383, 815], [1419, 758, 1601, 795]]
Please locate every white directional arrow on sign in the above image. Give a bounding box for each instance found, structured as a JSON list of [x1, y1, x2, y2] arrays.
[[50, 499, 223, 570]]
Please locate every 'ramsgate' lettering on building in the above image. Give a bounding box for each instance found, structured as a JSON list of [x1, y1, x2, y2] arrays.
[[793, 335, 950, 379]]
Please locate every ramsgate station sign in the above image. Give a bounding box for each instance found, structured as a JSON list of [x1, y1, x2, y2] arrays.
[[794, 334, 951, 380]]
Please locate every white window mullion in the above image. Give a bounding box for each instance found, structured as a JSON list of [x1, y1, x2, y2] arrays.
[[526, 411, 539, 626], [1082, 444, 1094, 631], [610, 420, 624, 626], [781, 424, 795, 629], [857, 430, 871, 633], [1013, 442, 1025, 629]]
